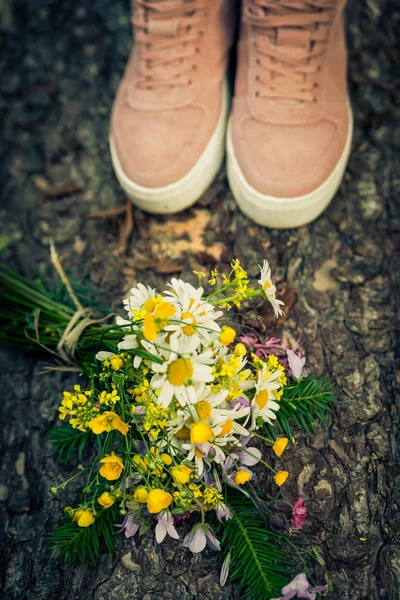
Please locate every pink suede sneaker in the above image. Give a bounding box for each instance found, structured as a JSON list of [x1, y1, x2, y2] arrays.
[[227, 0, 353, 228], [110, 0, 235, 214]]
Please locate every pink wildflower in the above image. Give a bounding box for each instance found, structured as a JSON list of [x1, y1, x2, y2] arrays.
[[291, 498, 307, 530]]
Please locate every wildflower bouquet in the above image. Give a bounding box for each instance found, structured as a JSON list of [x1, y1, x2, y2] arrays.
[[0, 257, 333, 599]]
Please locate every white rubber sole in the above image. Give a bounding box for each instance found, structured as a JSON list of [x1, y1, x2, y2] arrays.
[[226, 105, 354, 229], [110, 81, 229, 215]]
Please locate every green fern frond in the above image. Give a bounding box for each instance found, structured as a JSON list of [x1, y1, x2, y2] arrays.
[[48, 505, 119, 565], [221, 491, 298, 599], [265, 376, 336, 439], [48, 425, 91, 465]]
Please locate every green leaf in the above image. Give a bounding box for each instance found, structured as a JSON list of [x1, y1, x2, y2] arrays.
[[219, 490, 299, 600], [264, 376, 336, 439], [47, 425, 91, 465], [49, 504, 120, 565]]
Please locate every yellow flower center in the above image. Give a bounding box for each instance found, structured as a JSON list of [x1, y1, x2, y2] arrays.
[[255, 389, 269, 409], [196, 400, 212, 420], [167, 358, 194, 386], [235, 470, 251, 485], [218, 418, 233, 436], [263, 279, 271, 290], [182, 311, 197, 336], [190, 422, 213, 444]]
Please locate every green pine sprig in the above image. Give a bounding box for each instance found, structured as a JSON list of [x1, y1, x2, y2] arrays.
[[264, 376, 336, 440], [48, 504, 119, 565], [48, 425, 92, 466], [220, 490, 299, 599]]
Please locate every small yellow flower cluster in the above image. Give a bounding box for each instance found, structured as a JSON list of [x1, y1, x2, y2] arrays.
[[142, 400, 169, 440], [59, 385, 99, 431], [128, 376, 151, 403], [211, 354, 252, 400], [202, 485, 223, 510], [267, 354, 287, 395], [98, 388, 120, 406], [132, 447, 172, 477]]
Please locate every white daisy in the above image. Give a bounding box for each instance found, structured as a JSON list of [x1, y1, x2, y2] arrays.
[[250, 363, 282, 427], [150, 341, 215, 408], [258, 259, 285, 319], [164, 278, 222, 345], [122, 283, 158, 320]]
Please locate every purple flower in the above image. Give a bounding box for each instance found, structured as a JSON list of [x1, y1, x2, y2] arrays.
[[183, 525, 221, 553], [155, 510, 179, 543], [291, 498, 307, 530], [272, 573, 327, 600], [287, 350, 306, 380], [215, 503, 233, 522], [117, 514, 140, 542], [230, 396, 250, 409]]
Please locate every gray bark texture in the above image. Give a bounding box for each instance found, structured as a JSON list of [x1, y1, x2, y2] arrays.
[[0, 0, 399, 598]]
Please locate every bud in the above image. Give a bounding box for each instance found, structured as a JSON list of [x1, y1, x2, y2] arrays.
[[119, 508, 127, 516], [270, 513, 288, 530], [63, 506, 74, 518], [50, 487, 58, 495], [82, 487, 91, 494]]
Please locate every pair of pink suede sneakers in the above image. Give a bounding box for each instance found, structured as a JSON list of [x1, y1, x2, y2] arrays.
[[110, 0, 352, 229]]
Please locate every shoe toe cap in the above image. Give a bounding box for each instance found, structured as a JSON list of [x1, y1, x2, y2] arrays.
[[111, 102, 204, 188], [233, 116, 349, 198]]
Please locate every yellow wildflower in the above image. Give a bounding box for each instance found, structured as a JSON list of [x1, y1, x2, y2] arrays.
[[274, 471, 289, 486], [147, 489, 172, 514], [234, 343, 247, 356], [109, 355, 123, 371], [272, 438, 289, 457], [161, 453, 173, 465], [219, 326, 236, 346], [235, 470, 251, 485], [73, 508, 95, 527], [98, 389, 120, 406], [132, 454, 148, 473], [88, 411, 129, 436], [171, 465, 191, 485], [97, 492, 115, 508], [202, 485, 223, 510], [99, 452, 124, 481], [134, 487, 149, 503]]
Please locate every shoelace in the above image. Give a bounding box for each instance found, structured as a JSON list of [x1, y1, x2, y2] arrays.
[[132, 0, 208, 89], [243, 0, 337, 103]]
